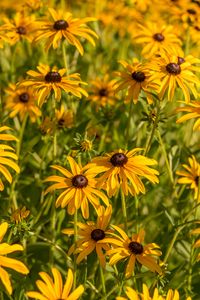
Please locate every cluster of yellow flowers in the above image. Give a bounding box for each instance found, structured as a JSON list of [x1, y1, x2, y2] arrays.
[[0, 0, 200, 299]]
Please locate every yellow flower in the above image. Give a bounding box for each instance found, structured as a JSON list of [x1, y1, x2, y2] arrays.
[[165, 289, 191, 300], [191, 226, 200, 261], [55, 105, 74, 129], [0, 222, 29, 295], [176, 156, 200, 201], [63, 205, 112, 267], [133, 22, 182, 58], [116, 284, 164, 300], [86, 149, 159, 197], [5, 83, 41, 122], [26, 267, 84, 300], [149, 53, 200, 102], [1, 12, 37, 44], [0, 126, 20, 191], [88, 75, 117, 107], [44, 156, 109, 218], [11, 206, 30, 224], [40, 116, 54, 135], [102, 226, 162, 278], [176, 101, 200, 130], [34, 8, 98, 54], [114, 59, 159, 104], [21, 64, 88, 107]]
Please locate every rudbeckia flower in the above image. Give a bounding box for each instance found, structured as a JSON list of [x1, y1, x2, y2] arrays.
[[176, 156, 200, 201], [116, 284, 163, 300], [191, 226, 200, 261], [34, 8, 98, 54], [176, 101, 200, 130], [165, 290, 191, 300], [133, 22, 182, 58], [0, 126, 20, 191], [55, 105, 74, 129], [0, 12, 37, 44], [88, 75, 117, 107], [44, 156, 109, 218], [5, 83, 41, 122], [62, 205, 112, 267], [26, 267, 84, 300], [114, 59, 159, 104], [21, 64, 88, 107], [0, 222, 29, 295], [102, 226, 162, 278], [86, 148, 159, 197], [149, 53, 200, 102]]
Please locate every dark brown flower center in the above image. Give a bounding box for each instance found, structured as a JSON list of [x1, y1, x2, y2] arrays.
[[58, 118, 65, 127], [91, 229, 105, 241], [53, 20, 69, 30], [177, 57, 185, 65], [99, 88, 108, 97], [132, 71, 146, 82], [19, 92, 29, 103], [110, 153, 128, 167], [195, 176, 199, 185], [45, 72, 62, 83], [17, 26, 27, 35], [194, 25, 200, 31], [166, 63, 181, 75], [187, 8, 196, 14], [72, 175, 88, 188], [128, 241, 144, 254], [153, 33, 165, 42]]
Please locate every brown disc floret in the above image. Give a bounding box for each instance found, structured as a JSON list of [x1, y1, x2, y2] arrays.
[[166, 63, 181, 75], [72, 175, 88, 188], [91, 229, 105, 241], [53, 20, 69, 30], [132, 71, 146, 82], [19, 92, 29, 103], [45, 72, 62, 83], [128, 241, 144, 254], [110, 153, 128, 166]]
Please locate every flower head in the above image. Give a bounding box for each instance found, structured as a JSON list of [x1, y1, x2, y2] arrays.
[[0, 126, 20, 191], [0, 222, 29, 295], [5, 83, 41, 122], [103, 226, 162, 278], [27, 267, 84, 300], [44, 156, 109, 218], [63, 205, 112, 267], [176, 101, 200, 130], [191, 226, 200, 261], [116, 284, 163, 300], [114, 59, 159, 104], [21, 64, 88, 107], [34, 8, 98, 54], [176, 156, 200, 201], [55, 105, 74, 129], [86, 148, 159, 197]]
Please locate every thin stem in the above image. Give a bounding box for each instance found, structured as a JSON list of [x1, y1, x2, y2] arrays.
[[134, 194, 139, 233], [98, 123, 109, 153], [121, 188, 128, 232], [73, 209, 78, 290], [157, 130, 174, 185], [17, 113, 28, 158], [52, 96, 57, 159], [99, 264, 107, 299], [62, 42, 68, 74], [125, 100, 134, 147], [144, 105, 160, 155]]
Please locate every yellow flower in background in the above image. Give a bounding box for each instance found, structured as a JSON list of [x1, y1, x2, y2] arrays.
[[165, 289, 191, 300], [21, 64, 88, 107], [86, 149, 159, 197], [116, 284, 163, 300], [11, 206, 30, 224], [191, 226, 200, 261], [133, 22, 182, 58], [176, 101, 200, 130], [102, 226, 162, 278], [114, 59, 159, 104], [0, 126, 20, 191], [1, 12, 37, 44], [63, 205, 112, 267], [88, 75, 117, 107], [44, 156, 109, 218], [0, 222, 29, 295], [27, 267, 84, 300], [5, 84, 41, 122], [149, 53, 200, 102], [176, 156, 200, 201], [34, 8, 98, 54], [55, 105, 74, 129], [40, 116, 54, 135]]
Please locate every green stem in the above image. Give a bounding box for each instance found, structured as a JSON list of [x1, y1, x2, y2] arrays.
[[98, 123, 109, 153], [17, 113, 28, 158], [157, 130, 174, 185], [125, 101, 134, 147], [99, 264, 107, 299], [73, 209, 78, 290], [144, 104, 160, 155], [121, 188, 128, 232], [62, 42, 68, 74], [134, 194, 139, 233]]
